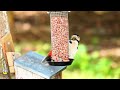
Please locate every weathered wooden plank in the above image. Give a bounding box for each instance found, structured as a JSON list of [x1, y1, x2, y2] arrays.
[[7, 11, 15, 41], [9, 66, 15, 74], [0, 33, 14, 52], [6, 52, 21, 74], [0, 11, 15, 77], [0, 11, 10, 38], [6, 52, 21, 65]]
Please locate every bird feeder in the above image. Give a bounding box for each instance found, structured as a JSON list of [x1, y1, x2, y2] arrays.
[[14, 51, 66, 79], [47, 11, 72, 66]]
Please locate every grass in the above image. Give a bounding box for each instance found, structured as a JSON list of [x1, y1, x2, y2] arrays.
[[62, 70, 118, 79]]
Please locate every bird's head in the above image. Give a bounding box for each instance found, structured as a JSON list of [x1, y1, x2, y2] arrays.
[[71, 34, 80, 43]]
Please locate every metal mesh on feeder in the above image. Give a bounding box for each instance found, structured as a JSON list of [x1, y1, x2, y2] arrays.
[[49, 11, 70, 66]]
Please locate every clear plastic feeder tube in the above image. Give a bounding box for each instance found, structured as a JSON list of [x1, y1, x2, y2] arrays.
[[49, 11, 69, 62]]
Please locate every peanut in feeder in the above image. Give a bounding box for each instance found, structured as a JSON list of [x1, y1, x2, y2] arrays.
[[46, 11, 73, 66]]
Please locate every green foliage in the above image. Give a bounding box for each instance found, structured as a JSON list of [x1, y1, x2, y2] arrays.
[[35, 42, 51, 56], [15, 41, 51, 56], [66, 43, 119, 78]]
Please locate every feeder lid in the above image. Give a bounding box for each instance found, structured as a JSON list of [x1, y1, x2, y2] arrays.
[[14, 51, 66, 79], [47, 11, 70, 14]]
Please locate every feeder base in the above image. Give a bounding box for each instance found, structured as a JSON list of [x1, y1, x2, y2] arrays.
[[47, 59, 73, 66]]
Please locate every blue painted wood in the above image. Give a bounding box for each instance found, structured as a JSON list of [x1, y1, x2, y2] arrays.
[[14, 51, 66, 79]]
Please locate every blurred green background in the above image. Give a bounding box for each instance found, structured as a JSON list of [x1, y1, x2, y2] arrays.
[[8, 11, 120, 79]]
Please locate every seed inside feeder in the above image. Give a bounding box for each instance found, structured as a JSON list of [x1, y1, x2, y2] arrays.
[[50, 12, 69, 62]]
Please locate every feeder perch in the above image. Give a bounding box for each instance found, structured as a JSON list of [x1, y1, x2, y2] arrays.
[[14, 51, 66, 79], [46, 11, 73, 66]]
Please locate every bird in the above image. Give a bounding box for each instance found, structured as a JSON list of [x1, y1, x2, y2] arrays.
[[69, 34, 80, 61], [41, 34, 80, 64]]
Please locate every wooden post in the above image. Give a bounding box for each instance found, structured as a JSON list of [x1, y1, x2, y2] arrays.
[[54, 72, 62, 79], [7, 11, 15, 42], [0, 11, 15, 79]]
